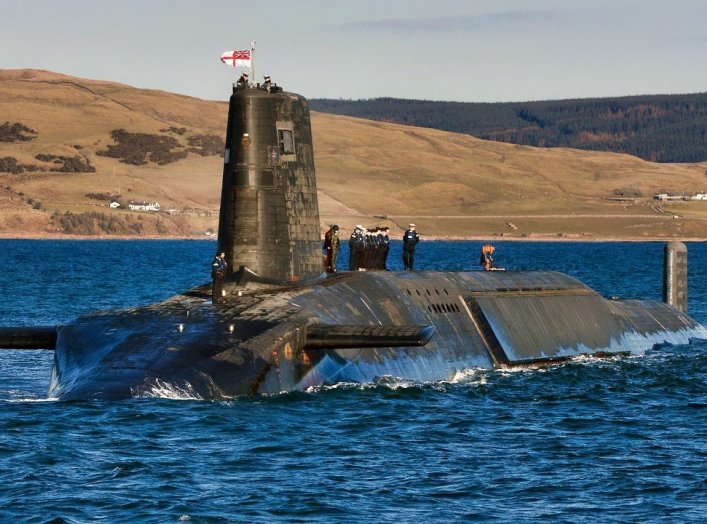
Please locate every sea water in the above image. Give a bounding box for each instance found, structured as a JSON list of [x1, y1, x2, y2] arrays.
[[1, 240, 705, 522]]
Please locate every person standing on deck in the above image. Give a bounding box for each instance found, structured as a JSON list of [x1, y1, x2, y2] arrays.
[[211, 252, 228, 304], [323, 225, 340, 273], [349, 225, 365, 271], [402, 224, 420, 270], [380, 227, 390, 269], [480, 244, 495, 271]]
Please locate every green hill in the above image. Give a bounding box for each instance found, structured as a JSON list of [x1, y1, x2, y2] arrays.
[[310, 94, 707, 163]]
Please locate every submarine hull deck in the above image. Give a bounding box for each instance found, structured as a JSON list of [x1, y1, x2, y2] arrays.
[[48, 270, 707, 400]]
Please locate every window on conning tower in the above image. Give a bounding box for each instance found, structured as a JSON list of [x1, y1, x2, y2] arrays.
[[278, 129, 295, 155]]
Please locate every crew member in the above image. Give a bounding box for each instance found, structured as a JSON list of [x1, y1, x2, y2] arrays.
[[480, 244, 495, 271], [323, 224, 340, 273], [262, 75, 272, 91], [236, 72, 249, 87], [371, 227, 382, 269], [211, 252, 228, 303], [363, 227, 375, 269], [380, 227, 390, 269], [349, 225, 365, 270], [402, 223, 420, 270]]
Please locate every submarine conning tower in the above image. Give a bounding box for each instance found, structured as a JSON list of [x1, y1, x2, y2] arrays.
[[218, 84, 322, 284]]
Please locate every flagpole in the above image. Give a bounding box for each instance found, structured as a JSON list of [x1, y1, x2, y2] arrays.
[[250, 40, 256, 87]]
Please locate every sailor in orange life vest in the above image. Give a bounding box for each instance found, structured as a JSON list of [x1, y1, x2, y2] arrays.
[[480, 244, 495, 271]]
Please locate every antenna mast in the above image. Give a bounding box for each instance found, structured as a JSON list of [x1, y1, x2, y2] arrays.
[[250, 40, 256, 86]]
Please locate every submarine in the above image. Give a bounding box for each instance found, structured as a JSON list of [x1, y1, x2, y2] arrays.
[[1, 79, 706, 400]]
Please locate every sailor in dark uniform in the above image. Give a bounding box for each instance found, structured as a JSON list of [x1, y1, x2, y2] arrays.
[[236, 72, 249, 88], [370, 227, 380, 269], [262, 75, 272, 91], [368, 227, 378, 269], [402, 223, 420, 270], [211, 252, 228, 303], [349, 225, 365, 270], [380, 227, 390, 269]]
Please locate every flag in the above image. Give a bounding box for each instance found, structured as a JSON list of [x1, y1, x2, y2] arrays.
[[220, 50, 251, 68]]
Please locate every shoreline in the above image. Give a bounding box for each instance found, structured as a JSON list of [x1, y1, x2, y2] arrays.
[[1, 233, 706, 242], [0, 233, 216, 241]]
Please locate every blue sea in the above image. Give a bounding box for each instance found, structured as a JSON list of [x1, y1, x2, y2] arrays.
[[1, 240, 706, 523]]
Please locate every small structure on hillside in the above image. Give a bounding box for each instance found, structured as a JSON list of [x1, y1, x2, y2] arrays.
[[654, 192, 707, 202], [128, 201, 160, 212], [654, 193, 686, 201]]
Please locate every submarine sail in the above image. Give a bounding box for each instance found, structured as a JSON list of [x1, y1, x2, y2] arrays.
[[218, 85, 322, 283]]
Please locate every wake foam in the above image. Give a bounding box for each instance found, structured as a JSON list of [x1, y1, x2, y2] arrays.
[[304, 377, 429, 394], [2, 394, 58, 403], [303, 353, 647, 394], [304, 371, 487, 393]]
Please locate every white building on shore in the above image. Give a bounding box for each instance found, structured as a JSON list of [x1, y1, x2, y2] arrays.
[[654, 192, 707, 201], [128, 201, 161, 212]]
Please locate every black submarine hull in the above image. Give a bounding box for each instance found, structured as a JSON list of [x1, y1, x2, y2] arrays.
[[48, 270, 706, 400]]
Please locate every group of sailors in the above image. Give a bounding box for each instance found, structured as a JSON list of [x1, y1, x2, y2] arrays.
[[348, 225, 391, 271], [322, 223, 498, 273], [323, 223, 420, 272], [236, 73, 279, 93], [211, 225, 498, 302]]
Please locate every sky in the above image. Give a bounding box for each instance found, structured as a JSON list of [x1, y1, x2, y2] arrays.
[[1, 0, 706, 103]]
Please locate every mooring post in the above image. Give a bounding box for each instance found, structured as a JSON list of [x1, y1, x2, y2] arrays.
[[663, 241, 688, 313]]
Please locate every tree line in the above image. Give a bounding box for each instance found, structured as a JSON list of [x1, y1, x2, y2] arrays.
[[310, 93, 707, 163]]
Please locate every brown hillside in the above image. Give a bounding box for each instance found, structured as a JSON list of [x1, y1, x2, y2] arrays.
[[1, 68, 707, 240]]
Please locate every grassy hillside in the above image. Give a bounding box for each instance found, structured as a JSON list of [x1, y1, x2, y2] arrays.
[[2, 69, 707, 240], [0, 69, 226, 237], [311, 94, 707, 163]]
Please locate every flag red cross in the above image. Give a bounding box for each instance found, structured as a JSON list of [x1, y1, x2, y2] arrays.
[[221, 50, 251, 64]]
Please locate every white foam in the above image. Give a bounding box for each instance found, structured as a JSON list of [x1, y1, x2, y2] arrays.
[[373, 375, 420, 390], [132, 379, 207, 400], [304, 377, 429, 394], [304, 372, 485, 393], [450, 367, 489, 385], [304, 381, 362, 394]]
